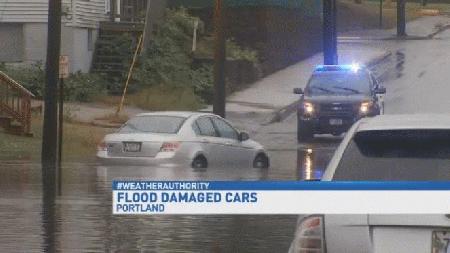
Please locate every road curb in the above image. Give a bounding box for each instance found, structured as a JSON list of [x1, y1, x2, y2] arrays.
[[265, 51, 392, 125]]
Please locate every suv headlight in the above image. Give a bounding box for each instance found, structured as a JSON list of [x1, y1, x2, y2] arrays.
[[359, 102, 372, 114], [289, 215, 325, 253], [303, 102, 314, 114]]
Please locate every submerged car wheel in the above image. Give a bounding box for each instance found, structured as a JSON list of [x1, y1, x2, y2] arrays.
[[253, 154, 269, 169], [192, 156, 208, 169]]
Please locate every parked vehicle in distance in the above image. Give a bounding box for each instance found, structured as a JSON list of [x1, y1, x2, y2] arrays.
[[293, 64, 386, 141], [97, 112, 269, 169], [289, 114, 450, 253]]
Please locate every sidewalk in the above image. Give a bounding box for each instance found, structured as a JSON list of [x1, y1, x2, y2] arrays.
[[223, 16, 450, 123], [222, 44, 389, 118], [59, 16, 450, 126], [339, 15, 450, 40]]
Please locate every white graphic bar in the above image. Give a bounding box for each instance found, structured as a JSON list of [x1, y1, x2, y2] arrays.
[[112, 190, 450, 214]]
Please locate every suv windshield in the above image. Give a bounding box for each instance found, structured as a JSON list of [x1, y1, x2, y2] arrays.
[[119, 116, 186, 134], [306, 72, 371, 96], [332, 130, 450, 180]]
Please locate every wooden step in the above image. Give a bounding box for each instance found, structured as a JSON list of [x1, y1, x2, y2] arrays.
[[6, 124, 24, 136], [0, 116, 12, 129]]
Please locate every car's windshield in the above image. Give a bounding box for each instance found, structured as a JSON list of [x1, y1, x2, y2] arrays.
[[306, 72, 371, 96], [332, 130, 450, 181], [119, 116, 186, 134]]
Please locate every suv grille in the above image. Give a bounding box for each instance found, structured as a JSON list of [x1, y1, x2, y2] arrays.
[[320, 103, 355, 116]]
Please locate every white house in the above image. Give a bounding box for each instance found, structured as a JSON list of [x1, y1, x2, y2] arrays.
[[0, 0, 118, 73]]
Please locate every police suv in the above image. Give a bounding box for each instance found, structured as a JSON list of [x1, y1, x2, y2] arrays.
[[293, 64, 386, 141]]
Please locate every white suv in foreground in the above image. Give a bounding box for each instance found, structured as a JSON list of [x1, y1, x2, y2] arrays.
[[289, 114, 450, 253]]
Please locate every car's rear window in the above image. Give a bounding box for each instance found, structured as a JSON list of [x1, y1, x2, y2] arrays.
[[333, 130, 450, 181], [119, 116, 186, 134]]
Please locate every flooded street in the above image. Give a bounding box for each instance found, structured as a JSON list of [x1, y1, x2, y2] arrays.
[[0, 161, 298, 252], [3, 20, 450, 253], [0, 36, 400, 253]]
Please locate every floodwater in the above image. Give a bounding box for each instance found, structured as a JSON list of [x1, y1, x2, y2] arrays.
[[4, 22, 444, 253], [0, 160, 303, 253]]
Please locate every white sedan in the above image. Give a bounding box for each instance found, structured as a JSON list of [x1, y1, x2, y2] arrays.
[[97, 111, 269, 169], [289, 114, 450, 253]]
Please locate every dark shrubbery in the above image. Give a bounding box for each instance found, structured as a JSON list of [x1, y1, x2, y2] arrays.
[[134, 8, 214, 104], [0, 62, 46, 98], [134, 8, 258, 105], [0, 8, 259, 109], [0, 62, 107, 102]]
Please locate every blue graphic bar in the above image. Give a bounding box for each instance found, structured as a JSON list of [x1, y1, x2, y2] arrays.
[[112, 181, 450, 191]]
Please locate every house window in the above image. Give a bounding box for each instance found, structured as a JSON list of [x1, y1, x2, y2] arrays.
[[0, 24, 24, 62], [87, 29, 94, 51]]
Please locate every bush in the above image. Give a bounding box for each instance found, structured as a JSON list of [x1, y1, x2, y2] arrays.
[[0, 64, 107, 102], [63, 72, 107, 102], [0, 62, 45, 97], [133, 8, 258, 105]]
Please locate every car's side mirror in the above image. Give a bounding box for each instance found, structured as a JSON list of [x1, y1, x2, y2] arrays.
[[375, 87, 386, 94], [293, 88, 304, 95], [238, 132, 250, 142]]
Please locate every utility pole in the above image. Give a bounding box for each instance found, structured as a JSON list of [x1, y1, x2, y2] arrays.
[[41, 0, 61, 251], [42, 0, 61, 170], [379, 0, 383, 28], [142, 0, 153, 54], [142, 0, 167, 54], [213, 0, 226, 118], [397, 0, 406, 36], [323, 0, 338, 65]]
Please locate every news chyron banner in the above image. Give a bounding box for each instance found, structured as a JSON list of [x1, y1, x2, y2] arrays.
[[112, 181, 450, 214]]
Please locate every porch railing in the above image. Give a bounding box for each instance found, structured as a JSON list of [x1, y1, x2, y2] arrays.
[[110, 0, 148, 23], [0, 71, 34, 135]]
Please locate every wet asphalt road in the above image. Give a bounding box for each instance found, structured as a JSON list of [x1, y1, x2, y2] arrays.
[[3, 29, 450, 252]]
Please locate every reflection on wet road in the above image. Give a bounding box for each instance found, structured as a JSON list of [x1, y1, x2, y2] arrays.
[[296, 135, 342, 181], [0, 161, 297, 252]]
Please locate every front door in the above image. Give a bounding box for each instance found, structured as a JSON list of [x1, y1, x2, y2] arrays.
[[210, 117, 253, 168]]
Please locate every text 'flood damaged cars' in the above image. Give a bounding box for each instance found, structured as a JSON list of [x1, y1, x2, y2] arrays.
[[97, 112, 269, 169], [293, 64, 386, 141]]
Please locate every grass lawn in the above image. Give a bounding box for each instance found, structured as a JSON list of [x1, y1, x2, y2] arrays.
[[95, 85, 203, 112], [0, 116, 114, 162]]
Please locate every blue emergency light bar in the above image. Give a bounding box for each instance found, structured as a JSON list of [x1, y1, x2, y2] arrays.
[[315, 64, 364, 72]]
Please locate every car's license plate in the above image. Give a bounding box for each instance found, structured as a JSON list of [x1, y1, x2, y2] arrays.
[[432, 231, 450, 252], [329, 118, 343, 125], [123, 142, 141, 152]]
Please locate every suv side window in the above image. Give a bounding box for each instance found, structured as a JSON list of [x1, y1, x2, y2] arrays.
[[211, 117, 239, 140], [195, 117, 218, 137]]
